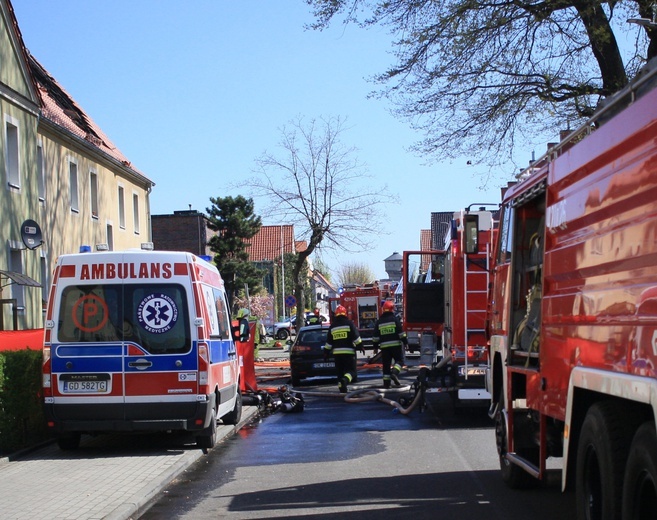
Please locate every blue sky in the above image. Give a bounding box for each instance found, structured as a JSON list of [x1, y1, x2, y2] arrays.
[[13, 1, 508, 281]]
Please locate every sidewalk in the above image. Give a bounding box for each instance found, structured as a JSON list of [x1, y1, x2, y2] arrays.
[[0, 406, 259, 520]]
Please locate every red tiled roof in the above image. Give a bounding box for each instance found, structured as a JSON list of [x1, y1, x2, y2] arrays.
[[246, 225, 297, 262], [28, 54, 152, 183]]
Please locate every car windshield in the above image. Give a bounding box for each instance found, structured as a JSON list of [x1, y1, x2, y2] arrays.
[[297, 328, 327, 347]]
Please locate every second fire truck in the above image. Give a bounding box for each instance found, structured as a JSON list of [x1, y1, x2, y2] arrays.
[[402, 206, 496, 405]]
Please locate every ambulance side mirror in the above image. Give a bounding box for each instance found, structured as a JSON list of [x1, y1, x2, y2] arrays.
[[464, 214, 479, 254], [231, 325, 241, 341]]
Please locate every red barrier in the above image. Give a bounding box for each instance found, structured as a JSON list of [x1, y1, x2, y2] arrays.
[[237, 322, 257, 393], [0, 329, 44, 352]]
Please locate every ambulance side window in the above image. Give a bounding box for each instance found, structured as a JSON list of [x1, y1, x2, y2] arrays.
[[212, 288, 231, 340]]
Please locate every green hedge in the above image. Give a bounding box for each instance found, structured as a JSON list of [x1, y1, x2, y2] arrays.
[[0, 349, 51, 455]]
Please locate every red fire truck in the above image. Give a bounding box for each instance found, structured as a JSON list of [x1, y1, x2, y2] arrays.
[[403, 207, 496, 405], [486, 58, 657, 519], [442, 207, 496, 405], [337, 284, 383, 349]]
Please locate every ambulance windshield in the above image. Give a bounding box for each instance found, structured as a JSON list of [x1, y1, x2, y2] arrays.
[[56, 283, 191, 354]]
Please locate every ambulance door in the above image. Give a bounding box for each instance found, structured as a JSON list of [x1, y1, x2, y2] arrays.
[[201, 284, 239, 414], [122, 282, 197, 420], [52, 281, 126, 422]]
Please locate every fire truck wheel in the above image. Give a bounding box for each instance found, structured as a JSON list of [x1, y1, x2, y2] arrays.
[[622, 422, 657, 520], [197, 408, 217, 452], [221, 388, 243, 425], [57, 432, 81, 451], [494, 392, 537, 489], [576, 402, 633, 520]]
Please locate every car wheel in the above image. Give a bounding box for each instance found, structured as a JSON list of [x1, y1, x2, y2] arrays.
[[277, 329, 289, 340], [221, 388, 243, 425], [291, 373, 302, 387], [622, 422, 657, 520], [576, 402, 633, 520], [197, 407, 217, 453]]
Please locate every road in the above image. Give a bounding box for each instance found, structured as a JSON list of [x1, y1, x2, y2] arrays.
[[139, 376, 575, 519]]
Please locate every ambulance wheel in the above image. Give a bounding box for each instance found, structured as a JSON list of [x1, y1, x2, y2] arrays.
[[494, 391, 536, 489], [576, 402, 633, 520], [57, 432, 81, 451], [221, 388, 243, 425], [197, 408, 217, 453], [622, 422, 657, 520]]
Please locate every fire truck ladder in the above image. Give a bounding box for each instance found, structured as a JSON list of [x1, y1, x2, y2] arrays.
[[462, 242, 490, 379]]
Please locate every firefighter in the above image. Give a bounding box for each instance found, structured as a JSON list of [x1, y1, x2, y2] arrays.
[[373, 300, 407, 388], [236, 308, 251, 343], [307, 308, 322, 325], [323, 304, 363, 393]]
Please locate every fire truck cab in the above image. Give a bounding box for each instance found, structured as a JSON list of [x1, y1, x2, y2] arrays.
[[338, 284, 383, 349], [42, 248, 243, 452], [487, 57, 657, 519]]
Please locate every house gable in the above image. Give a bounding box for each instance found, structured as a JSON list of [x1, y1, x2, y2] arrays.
[[0, 0, 39, 112]]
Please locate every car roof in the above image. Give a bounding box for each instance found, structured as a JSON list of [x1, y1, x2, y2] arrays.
[[297, 323, 330, 332]]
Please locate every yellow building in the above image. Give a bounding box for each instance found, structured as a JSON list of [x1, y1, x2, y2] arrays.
[[0, 0, 154, 330]]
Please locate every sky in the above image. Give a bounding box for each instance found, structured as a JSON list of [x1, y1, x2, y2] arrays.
[[13, 1, 509, 281]]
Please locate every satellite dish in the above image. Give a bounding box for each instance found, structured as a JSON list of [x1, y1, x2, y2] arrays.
[[21, 219, 43, 250]]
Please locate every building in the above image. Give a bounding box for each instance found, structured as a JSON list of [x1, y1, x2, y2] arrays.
[[0, 0, 153, 330]]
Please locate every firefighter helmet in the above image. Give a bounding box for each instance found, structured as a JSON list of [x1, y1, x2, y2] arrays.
[[382, 300, 395, 313], [335, 305, 347, 316]]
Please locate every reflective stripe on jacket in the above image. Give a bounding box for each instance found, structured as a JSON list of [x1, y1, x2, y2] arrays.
[[372, 312, 407, 349], [324, 316, 362, 355]]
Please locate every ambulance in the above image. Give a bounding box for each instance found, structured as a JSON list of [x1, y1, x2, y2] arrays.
[[42, 247, 242, 452]]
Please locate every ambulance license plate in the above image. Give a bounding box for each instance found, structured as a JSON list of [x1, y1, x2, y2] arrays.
[[61, 374, 110, 393], [313, 362, 335, 369]]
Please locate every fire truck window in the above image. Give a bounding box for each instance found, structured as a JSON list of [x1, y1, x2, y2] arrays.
[[497, 205, 514, 264]]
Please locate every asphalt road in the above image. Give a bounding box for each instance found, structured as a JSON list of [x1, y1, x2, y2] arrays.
[[139, 381, 576, 519]]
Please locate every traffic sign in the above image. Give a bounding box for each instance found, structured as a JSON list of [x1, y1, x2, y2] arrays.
[[285, 295, 296, 307]]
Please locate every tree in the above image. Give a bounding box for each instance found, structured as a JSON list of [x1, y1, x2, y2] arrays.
[[206, 195, 263, 308], [336, 261, 376, 287], [246, 115, 394, 325], [306, 0, 656, 169]]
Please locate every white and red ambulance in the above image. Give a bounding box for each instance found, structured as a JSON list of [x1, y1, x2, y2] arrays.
[[42, 248, 242, 451]]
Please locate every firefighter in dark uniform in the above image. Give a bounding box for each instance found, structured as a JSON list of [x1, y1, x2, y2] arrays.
[[373, 300, 407, 388], [307, 308, 322, 325], [323, 304, 363, 393]]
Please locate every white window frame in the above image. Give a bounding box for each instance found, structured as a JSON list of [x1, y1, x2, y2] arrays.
[[106, 221, 114, 251], [132, 192, 140, 235], [5, 115, 20, 189], [89, 169, 99, 220], [37, 139, 45, 203], [68, 157, 79, 213], [118, 185, 125, 229], [8, 244, 25, 311]]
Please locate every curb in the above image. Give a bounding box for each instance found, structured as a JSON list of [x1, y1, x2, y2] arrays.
[[103, 405, 260, 520]]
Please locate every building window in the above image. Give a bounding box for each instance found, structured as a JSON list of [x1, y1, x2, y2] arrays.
[[9, 247, 25, 310], [5, 117, 19, 188], [90, 171, 99, 219], [37, 142, 45, 203], [106, 223, 114, 251], [69, 159, 79, 212], [118, 185, 125, 229], [133, 193, 140, 234]]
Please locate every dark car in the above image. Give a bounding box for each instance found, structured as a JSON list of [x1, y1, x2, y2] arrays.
[[289, 324, 334, 386]]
